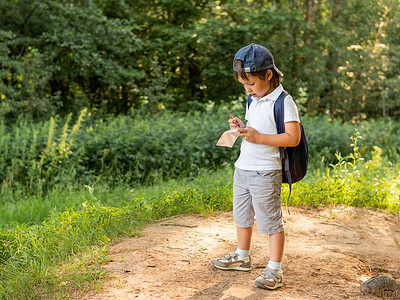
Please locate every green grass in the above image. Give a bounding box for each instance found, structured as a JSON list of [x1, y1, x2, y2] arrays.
[[0, 132, 400, 299], [0, 166, 235, 299], [0, 166, 234, 229], [2, 109, 400, 199], [285, 135, 400, 213]]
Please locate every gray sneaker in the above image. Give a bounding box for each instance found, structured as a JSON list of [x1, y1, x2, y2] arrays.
[[211, 252, 251, 271], [254, 267, 283, 290]]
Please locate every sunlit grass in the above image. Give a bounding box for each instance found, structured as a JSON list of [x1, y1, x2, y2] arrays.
[[1, 132, 399, 299], [286, 134, 400, 214], [0, 167, 234, 299]]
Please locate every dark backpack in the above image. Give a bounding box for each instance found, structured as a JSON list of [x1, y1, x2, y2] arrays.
[[247, 91, 309, 213]]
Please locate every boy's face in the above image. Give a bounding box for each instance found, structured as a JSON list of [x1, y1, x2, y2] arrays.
[[237, 72, 273, 99]]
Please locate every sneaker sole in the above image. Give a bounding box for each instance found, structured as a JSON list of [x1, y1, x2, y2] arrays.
[[211, 261, 251, 272], [254, 280, 282, 290]]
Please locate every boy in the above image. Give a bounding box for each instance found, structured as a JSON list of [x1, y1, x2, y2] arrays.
[[211, 43, 301, 290]]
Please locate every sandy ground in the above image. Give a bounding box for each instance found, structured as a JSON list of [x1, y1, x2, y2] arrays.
[[82, 206, 400, 299]]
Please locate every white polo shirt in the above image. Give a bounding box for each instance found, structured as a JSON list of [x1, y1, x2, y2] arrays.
[[234, 84, 300, 171]]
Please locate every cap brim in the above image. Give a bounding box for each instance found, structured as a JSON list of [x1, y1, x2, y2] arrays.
[[274, 66, 284, 77]]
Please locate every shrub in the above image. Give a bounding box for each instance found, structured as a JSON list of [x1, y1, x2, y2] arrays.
[[287, 131, 400, 213], [1, 109, 399, 199]]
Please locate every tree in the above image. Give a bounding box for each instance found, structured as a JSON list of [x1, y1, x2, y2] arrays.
[[1, 0, 399, 121], [0, 0, 143, 120]]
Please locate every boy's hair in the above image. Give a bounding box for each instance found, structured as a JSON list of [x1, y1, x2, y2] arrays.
[[233, 59, 282, 89]]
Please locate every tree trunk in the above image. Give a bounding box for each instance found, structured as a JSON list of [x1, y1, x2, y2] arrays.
[[333, 0, 342, 20], [328, 0, 342, 119], [305, 0, 314, 46]]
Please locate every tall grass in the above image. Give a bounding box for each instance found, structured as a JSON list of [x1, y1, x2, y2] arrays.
[[0, 109, 399, 298], [0, 130, 399, 298], [1, 109, 400, 202], [0, 109, 87, 197], [0, 167, 234, 299], [0, 166, 233, 229], [0, 108, 239, 199], [0, 203, 138, 299], [287, 131, 400, 213]]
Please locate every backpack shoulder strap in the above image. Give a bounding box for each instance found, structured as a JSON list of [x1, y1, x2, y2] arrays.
[[273, 91, 288, 134], [273, 91, 292, 215], [274, 91, 288, 159], [247, 94, 253, 109]]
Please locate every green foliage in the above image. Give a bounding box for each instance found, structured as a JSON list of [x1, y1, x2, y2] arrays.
[[0, 109, 88, 196], [1, 109, 400, 199], [0, 172, 234, 299], [1, 0, 400, 120], [303, 115, 400, 170], [0, 203, 138, 299], [1, 125, 400, 298], [0, 166, 234, 229], [0, 107, 240, 196], [0, 29, 55, 121], [287, 131, 400, 212], [0, 0, 142, 120]]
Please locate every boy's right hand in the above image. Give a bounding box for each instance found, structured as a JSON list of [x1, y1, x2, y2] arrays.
[[229, 117, 244, 130]]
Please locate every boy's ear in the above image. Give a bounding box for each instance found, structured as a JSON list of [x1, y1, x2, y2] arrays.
[[266, 69, 273, 81]]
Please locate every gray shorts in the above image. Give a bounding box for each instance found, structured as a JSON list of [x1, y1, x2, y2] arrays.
[[232, 168, 284, 235]]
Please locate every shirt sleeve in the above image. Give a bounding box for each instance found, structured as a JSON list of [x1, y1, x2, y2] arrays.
[[284, 95, 301, 123]]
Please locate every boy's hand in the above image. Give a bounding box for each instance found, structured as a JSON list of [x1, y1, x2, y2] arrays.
[[228, 117, 244, 130], [237, 126, 260, 143]]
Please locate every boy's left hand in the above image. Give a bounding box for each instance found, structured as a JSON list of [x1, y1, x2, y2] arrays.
[[237, 126, 259, 143]]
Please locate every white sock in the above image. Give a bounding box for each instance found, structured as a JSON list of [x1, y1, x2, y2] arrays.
[[236, 248, 250, 258], [267, 260, 282, 271]]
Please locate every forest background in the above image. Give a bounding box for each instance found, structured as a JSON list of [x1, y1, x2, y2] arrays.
[[1, 0, 400, 121], [0, 0, 400, 299]]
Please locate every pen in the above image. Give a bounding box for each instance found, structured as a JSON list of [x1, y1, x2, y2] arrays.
[[229, 114, 240, 127]]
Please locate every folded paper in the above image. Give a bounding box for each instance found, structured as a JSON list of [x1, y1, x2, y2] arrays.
[[216, 129, 239, 148]]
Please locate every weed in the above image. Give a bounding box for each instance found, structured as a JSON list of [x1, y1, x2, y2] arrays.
[[0, 115, 399, 298], [0, 168, 234, 299], [287, 130, 400, 213]]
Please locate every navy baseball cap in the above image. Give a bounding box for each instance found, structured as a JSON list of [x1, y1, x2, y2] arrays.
[[233, 43, 283, 77]]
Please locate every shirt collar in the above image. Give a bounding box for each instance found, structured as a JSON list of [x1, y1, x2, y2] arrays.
[[253, 84, 284, 102]]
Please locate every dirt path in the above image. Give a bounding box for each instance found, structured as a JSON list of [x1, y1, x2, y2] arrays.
[[82, 206, 400, 299]]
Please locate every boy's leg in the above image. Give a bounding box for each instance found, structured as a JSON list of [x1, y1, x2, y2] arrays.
[[255, 231, 285, 290], [250, 170, 284, 290], [237, 225, 253, 251], [210, 225, 253, 271], [211, 168, 254, 271], [269, 231, 285, 262]]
